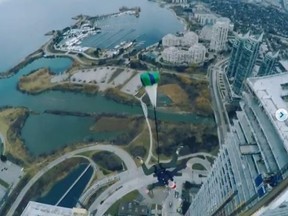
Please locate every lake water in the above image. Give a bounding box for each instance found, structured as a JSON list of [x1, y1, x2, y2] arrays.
[[37, 164, 93, 208]]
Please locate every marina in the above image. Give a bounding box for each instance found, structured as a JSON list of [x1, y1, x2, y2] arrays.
[[53, 7, 143, 58]]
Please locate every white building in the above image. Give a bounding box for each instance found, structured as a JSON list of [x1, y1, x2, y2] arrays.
[[162, 44, 206, 65], [181, 32, 199, 47], [162, 47, 183, 64], [194, 12, 218, 26], [162, 32, 198, 48], [199, 25, 213, 41], [21, 201, 90, 216], [210, 18, 230, 52], [162, 34, 181, 47], [188, 43, 207, 64], [172, 0, 188, 3]]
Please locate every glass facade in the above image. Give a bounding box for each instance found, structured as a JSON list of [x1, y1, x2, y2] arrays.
[[227, 33, 262, 95], [258, 52, 278, 77]]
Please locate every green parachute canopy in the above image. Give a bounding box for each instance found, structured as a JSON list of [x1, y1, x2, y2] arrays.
[[140, 72, 160, 107], [140, 72, 160, 87]]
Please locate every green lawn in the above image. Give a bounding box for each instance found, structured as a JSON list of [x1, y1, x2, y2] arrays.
[[0, 178, 9, 189], [206, 156, 215, 166], [192, 163, 206, 171]]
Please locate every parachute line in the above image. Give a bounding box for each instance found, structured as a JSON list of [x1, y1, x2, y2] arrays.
[[153, 107, 160, 164]]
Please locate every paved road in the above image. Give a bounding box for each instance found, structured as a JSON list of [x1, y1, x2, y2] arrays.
[[186, 157, 211, 171], [79, 172, 124, 205], [155, 152, 216, 164], [208, 58, 230, 144], [7, 143, 136, 216]]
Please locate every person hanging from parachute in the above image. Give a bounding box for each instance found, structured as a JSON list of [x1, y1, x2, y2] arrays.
[[137, 71, 183, 190], [137, 146, 183, 190]]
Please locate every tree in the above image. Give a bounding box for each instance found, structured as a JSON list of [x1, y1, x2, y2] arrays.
[[0, 155, 7, 162]]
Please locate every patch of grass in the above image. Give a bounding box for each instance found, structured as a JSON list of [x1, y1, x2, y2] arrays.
[[206, 156, 215, 165], [154, 120, 218, 157], [196, 155, 205, 160], [104, 87, 138, 105], [90, 117, 133, 133], [18, 68, 56, 94], [18, 68, 99, 95], [92, 152, 124, 172], [158, 84, 189, 105], [0, 107, 31, 165], [125, 126, 150, 160], [192, 163, 206, 171], [0, 178, 9, 188], [105, 190, 140, 215], [108, 68, 124, 83], [55, 82, 99, 95], [177, 74, 213, 115], [205, 144, 219, 156]]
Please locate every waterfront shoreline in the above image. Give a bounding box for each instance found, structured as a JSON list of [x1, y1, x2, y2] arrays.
[[0, 49, 44, 79]]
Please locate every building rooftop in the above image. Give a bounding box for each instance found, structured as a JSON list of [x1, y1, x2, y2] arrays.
[[21, 201, 89, 216], [247, 72, 288, 152]]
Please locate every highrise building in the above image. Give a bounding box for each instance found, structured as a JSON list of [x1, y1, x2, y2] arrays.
[[209, 18, 230, 52], [258, 51, 279, 76], [227, 32, 263, 95], [186, 73, 288, 216]]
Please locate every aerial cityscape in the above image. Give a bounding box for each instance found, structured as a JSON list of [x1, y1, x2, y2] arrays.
[[0, 0, 288, 216]]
